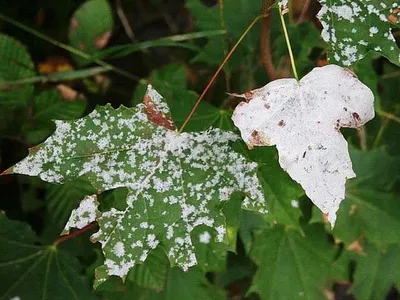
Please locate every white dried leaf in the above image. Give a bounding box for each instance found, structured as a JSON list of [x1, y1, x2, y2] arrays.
[[232, 65, 375, 225]]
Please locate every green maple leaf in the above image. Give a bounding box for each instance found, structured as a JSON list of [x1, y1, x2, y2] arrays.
[[249, 224, 336, 300], [352, 242, 400, 300], [317, 0, 400, 66], [5, 85, 267, 285], [0, 213, 98, 300], [334, 147, 400, 245], [97, 266, 225, 300]]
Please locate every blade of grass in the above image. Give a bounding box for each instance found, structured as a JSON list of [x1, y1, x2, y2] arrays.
[[0, 13, 139, 82], [0, 66, 111, 86], [94, 30, 226, 60]]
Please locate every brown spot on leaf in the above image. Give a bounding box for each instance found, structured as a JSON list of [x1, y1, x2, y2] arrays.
[[143, 95, 176, 131], [244, 91, 253, 101], [69, 18, 79, 34], [94, 30, 112, 49], [353, 112, 361, 123], [29, 146, 40, 152], [248, 130, 271, 148], [57, 84, 85, 102], [227, 91, 253, 102], [388, 8, 399, 23], [349, 204, 357, 216], [278, 120, 286, 127], [347, 236, 365, 255]]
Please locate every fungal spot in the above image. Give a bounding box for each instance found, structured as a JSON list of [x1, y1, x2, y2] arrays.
[[143, 95, 176, 131], [349, 204, 357, 216], [95, 30, 112, 49], [278, 120, 286, 127], [244, 91, 254, 101], [28, 146, 40, 152], [69, 18, 79, 33], [249, 130, 269, 147], [343, 107, 348, 111], [264, 103, 271, 109], [388, 8, 399, 23], [352, 112, 360, 122]]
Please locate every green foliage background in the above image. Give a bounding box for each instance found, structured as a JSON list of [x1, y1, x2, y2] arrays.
[[0, 0, 399, 299]]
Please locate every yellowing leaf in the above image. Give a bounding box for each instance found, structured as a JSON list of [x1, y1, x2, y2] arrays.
[[232, 65, 375, 225]]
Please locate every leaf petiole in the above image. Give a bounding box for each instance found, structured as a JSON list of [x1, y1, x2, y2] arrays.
[[53, 222, 98, 246]]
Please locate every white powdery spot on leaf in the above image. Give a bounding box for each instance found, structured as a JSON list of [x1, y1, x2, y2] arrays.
[[317, 0, 400, 66], [232, 64, 375, 225], [291, 200, 299, 208], [10, 85, 267, 284], [199, 231, 211, 244], [63, 194, 98, 234]]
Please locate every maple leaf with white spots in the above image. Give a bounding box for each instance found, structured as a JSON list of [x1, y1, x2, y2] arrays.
[[6, 85, 267, 286], [317, 0, 400, 66], [232, 65, 375, 225]]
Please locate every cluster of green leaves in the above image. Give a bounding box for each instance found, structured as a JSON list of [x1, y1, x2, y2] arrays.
[[1, 0, 400, 300]]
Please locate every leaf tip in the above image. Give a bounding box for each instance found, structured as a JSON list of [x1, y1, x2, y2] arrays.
[[0, 168, 11, 176], [143, 85, 176, 131]]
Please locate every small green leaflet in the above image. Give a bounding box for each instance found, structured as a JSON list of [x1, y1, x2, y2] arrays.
[[317, 0, 400, 66], [68, 0, 113, 66], [5, 85, 267, 285]]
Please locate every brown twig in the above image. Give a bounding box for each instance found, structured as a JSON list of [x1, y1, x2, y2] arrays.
[[260, 0, 278, 81], [296, 0, 311, 24], [53, 222, 98, 246]]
